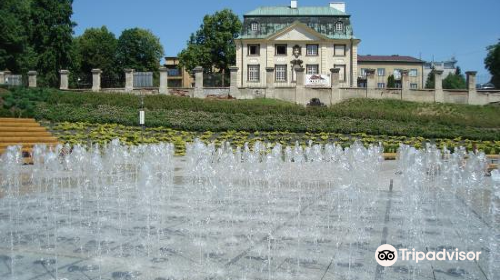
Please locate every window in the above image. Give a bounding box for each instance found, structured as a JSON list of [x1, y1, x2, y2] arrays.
[[424, 63, 432, 69], [276, 44, 287, 55], [335, 21, 344, 32], [334, 44, 346, 56], [377, 68, 385, 76], [306, 65, 319, 75], [378, 83, 386, 88], [248, 44, 260, 56], [306, 44, 319, 56], [248, 65, 260, 82], [360, 68, 368, 78], [251, 22, 259, 32], [167, 68, 181, 77], [275, 65, 287, 82], [410, 83, 418, 89], [334, 64, 346, 82], [444, 62, 454, 69], [409, 69, 418, 77], [394, 69, 402, 80]]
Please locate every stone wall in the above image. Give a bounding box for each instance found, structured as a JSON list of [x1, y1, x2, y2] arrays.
[[12, 67, 500, 107], [204, 88, 230, 98]]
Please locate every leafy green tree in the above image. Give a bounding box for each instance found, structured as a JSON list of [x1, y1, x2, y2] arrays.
[[442, 67, 466, 89], [116, 28, 164, 73], [178, 9, 242, 73], [0, 0, 36, 73], [485, 39, 500, 88], [30, 0, 76, 87], [387, 74, 396, 88], [425, 72, 435, 89], [74, 26, 118, 84]]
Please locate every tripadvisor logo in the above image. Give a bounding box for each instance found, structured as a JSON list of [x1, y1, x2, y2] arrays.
[[375, 244, 482, 266]]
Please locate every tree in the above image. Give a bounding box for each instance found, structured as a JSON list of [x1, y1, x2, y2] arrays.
[[425, 72, 435, 89], [178, 9, 242, 73], [442, 67, 466, 89], [74, 26, 118, 83], [387, 74, 396, 88], [30, 0, 76, 87], [116, 28, 164, 73], [0, 0, 36, 73], [485, 39, 500, 88]]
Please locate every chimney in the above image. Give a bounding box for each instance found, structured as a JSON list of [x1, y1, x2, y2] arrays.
[[291, 0, 298, 9], [330, 2, 345, 13]]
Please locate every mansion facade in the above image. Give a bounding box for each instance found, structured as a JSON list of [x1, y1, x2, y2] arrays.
[[235, 1, 360, 88]]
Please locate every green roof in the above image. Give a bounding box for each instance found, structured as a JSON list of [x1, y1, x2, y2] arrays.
[[245, 6, 348, 17]]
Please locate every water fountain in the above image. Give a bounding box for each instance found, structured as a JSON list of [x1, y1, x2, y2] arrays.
[[0, 140, 497, 279]]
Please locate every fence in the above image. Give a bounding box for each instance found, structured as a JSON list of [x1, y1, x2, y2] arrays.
[[6, 75, 24, 86], [101, 73, 125, 89], [203, 72, 230, 87], [73, 73, 92, 89], [134, 72, 153, 88]]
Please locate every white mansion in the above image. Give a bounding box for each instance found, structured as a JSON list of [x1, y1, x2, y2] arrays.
[[235, 1, 360, 88]]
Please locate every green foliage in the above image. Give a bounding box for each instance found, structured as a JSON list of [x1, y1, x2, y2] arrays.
[[116, 28, 164, 74], [0, 0, 36, 73], [73, 26, 118, 82], [485, 39, 500, 88], [425, 71, 435, 89], [2, 88, 500, 141], [30, 0, 76, 87], [178, 9, 242, 73], [1, 87, 54, 117], [49, 122, 500, 156], [442, 70, 467, 90], [387, 74, 396, 88]]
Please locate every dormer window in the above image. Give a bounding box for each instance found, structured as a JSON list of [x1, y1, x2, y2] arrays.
[[251, 22, 259, 32], [335, 21, 344, 32]]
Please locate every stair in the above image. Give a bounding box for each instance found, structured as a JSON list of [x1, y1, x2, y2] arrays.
[[0, 118, 59, 157]]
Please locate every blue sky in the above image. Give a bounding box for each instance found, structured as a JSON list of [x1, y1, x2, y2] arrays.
[[72, 0, 500, 84]]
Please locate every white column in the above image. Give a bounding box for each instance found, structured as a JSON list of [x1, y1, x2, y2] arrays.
[[59, 70, 70, 90]]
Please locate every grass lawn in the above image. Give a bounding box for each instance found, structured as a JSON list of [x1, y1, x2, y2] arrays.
[[1, 87, 500, 142]]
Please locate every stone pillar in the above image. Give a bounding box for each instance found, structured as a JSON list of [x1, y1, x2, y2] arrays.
[[229, 66, 240, 98], [2, 71, 12, 85], [91, 69, 102, 92], [330, 68, 341, 105], [295, 67, 306, 105], [401, 69, 410, 99], [433, 70, 444, 103], [466, 71, 481, 105], [59, 70, 70, 90], [124, 69, 134, 92], [28, 71, 37, 88], [266, 67, 275, 99], [365, 69, 376, 89], [0, 71, 5, 84], [159, 67, 169, 95], [193, 66, 204, 98]]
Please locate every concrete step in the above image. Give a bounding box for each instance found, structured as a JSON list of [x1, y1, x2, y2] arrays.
[[0, 118, 38, 123], [0, 122, 40, 127], [0, 126, 47, 132], [0, 136, 58, 143], [0, 142, 59, 148], [0, 132, 52, 137]]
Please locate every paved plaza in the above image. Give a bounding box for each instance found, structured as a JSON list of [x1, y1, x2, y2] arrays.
[[0, 154, 498, 280]]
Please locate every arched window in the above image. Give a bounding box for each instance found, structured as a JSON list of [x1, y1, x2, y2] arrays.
[[335, 21, 344, 32], [251, 22, 259, 32]]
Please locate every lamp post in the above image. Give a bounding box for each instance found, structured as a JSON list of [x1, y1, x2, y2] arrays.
[[139, 93, 145, 143]]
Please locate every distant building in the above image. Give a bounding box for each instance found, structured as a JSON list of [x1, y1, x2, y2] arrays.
[[423, 58, 458, 81], [236, 1, 360, 88], [357, 55, 425, 89], [164, 57, 193, 88]]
